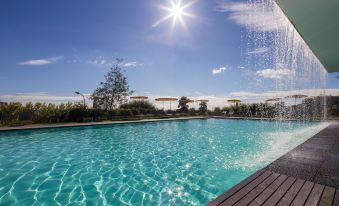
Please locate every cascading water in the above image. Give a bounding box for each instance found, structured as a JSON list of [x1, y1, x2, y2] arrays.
[[220, 0, 328, 121]]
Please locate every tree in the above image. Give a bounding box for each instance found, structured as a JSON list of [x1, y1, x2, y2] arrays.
[[91, 59, 133, 110], [178, 96, 189, 113], [1, 102, 23, 122], [199, 101, 207, 114]]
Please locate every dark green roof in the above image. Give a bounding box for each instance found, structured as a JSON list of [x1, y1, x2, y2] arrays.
[[276, 0, 339, 73]]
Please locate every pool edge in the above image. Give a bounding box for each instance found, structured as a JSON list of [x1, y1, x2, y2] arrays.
[[0, 116, 208, 132], [1, 116, 331, 132]]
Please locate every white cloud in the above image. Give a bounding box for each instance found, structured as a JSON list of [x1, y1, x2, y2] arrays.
[[89, 57, 140, 68], [100, 59, 106, 65], [247, 47, 269, 55], [216, 1, 287, 32], [212, 66, 227, 75], [194, 91, 203, 95], [18, 56, 63, 66], [1, 89, 337, 109], [15, 92, 49, 96], [227, 89, 336, 103], [89, 56, 110, 66], [256, 68, 295, 79], [123, 61, 138, 68], [0, 93, 90, 104], [138, 89, 335, 109], [89, 59, 99, 65]]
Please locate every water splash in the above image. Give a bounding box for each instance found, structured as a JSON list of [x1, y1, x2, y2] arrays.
[[234, 122, 330, 169]]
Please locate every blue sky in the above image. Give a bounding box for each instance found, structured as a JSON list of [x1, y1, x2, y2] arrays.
[[1, 0, 339, 106]]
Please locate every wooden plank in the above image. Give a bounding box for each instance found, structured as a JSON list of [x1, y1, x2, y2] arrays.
[[304, 184, 325, 206], [207, 168, 266, 206], [333, 189, 339, 206], [219, 171, 272, 206], [263, 177, 296, 206], [276, 179, 305, 206], [233, 173, 280, 206], [319, 186, 335, 206], [249, 175, 288, 206], [290, 181, 314, 206]]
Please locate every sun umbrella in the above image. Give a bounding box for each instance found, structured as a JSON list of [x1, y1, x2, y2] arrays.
[[155, 97, 178, 110], [227, 99, 241, 104], [130, 96, 148, 100], [227, 99, 241, 108], [265, 98, 282, 103], [228, 99, 241, 107], [186, 99, 194, 103], [285, 94, 307, 105]]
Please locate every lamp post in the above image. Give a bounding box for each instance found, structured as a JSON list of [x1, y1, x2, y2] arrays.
[[75, 91, 86, 107]]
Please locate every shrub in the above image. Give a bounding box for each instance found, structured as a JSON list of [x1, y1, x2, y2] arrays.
[[188, 108, 196, 115], [120, 100, 155, 110], [67, 107, 89, 122], [213, 107, 222, 115], [118, 109, 133, 117]]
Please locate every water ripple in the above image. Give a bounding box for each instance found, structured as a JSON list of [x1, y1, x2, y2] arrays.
[[0, 119, 328, 205]]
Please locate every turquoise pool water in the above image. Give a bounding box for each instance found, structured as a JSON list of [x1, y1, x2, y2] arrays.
[[0, 119, 329, 205]]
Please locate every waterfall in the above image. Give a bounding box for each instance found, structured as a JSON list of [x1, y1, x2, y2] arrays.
[[220, 0, 328, 120]]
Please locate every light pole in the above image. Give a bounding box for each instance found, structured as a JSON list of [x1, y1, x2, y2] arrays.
[[75, 91, 86, 107]]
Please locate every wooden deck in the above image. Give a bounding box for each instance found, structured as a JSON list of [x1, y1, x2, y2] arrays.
[[208, 168, 339, 206], [208, 123, 339, 206]]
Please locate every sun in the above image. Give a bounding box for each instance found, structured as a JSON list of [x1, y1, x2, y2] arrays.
[[170, 2, 184, 20], [153, 0, 196, 32]]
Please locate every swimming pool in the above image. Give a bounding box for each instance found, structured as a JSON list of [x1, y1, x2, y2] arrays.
[[0, 118, 329, 205]]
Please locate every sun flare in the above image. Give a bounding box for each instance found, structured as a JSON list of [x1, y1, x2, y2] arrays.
[[153, 0, 196, 31], [170, 2, 184, 19]]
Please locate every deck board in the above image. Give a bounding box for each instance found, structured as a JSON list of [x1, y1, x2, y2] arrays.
[[319, 186, 335, 206], [276, 179, 305, 206], [219, 171, 272, 206], [233, 173, 280, 206], [304, 184, 325, 206], [333, 189, 339, 206], [249, 174, 288, 206], [334, 189, 339, 206], [208, 168, 339, 206], [290, 181, 314, 206], [263, 176, 296, 206]]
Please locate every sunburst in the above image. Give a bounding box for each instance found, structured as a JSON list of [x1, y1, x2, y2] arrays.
[[153, 0, 196, 32]]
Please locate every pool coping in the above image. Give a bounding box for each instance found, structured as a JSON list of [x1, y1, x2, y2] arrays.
[[0, 116, 209, 132], [1, 116, 332, 132], [208, 123, 339, 206]]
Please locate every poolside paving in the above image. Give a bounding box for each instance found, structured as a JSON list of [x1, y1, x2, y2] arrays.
[[208, 123, 339, 206]]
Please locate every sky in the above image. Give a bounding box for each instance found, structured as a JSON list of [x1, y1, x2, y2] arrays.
[[1, 0, 339, 108]]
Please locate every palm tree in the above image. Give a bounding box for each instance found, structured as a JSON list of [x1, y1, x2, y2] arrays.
[[199, 101, 208, 114], [178, 96, 189, 113]]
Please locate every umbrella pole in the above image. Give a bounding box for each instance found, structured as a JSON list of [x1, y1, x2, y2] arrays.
[[170, 101, 172, 110]]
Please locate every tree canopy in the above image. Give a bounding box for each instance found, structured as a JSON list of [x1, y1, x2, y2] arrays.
[[178, 96, 189, 113], [199, 101, 208, 114], [91, 59, 133, 110]]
